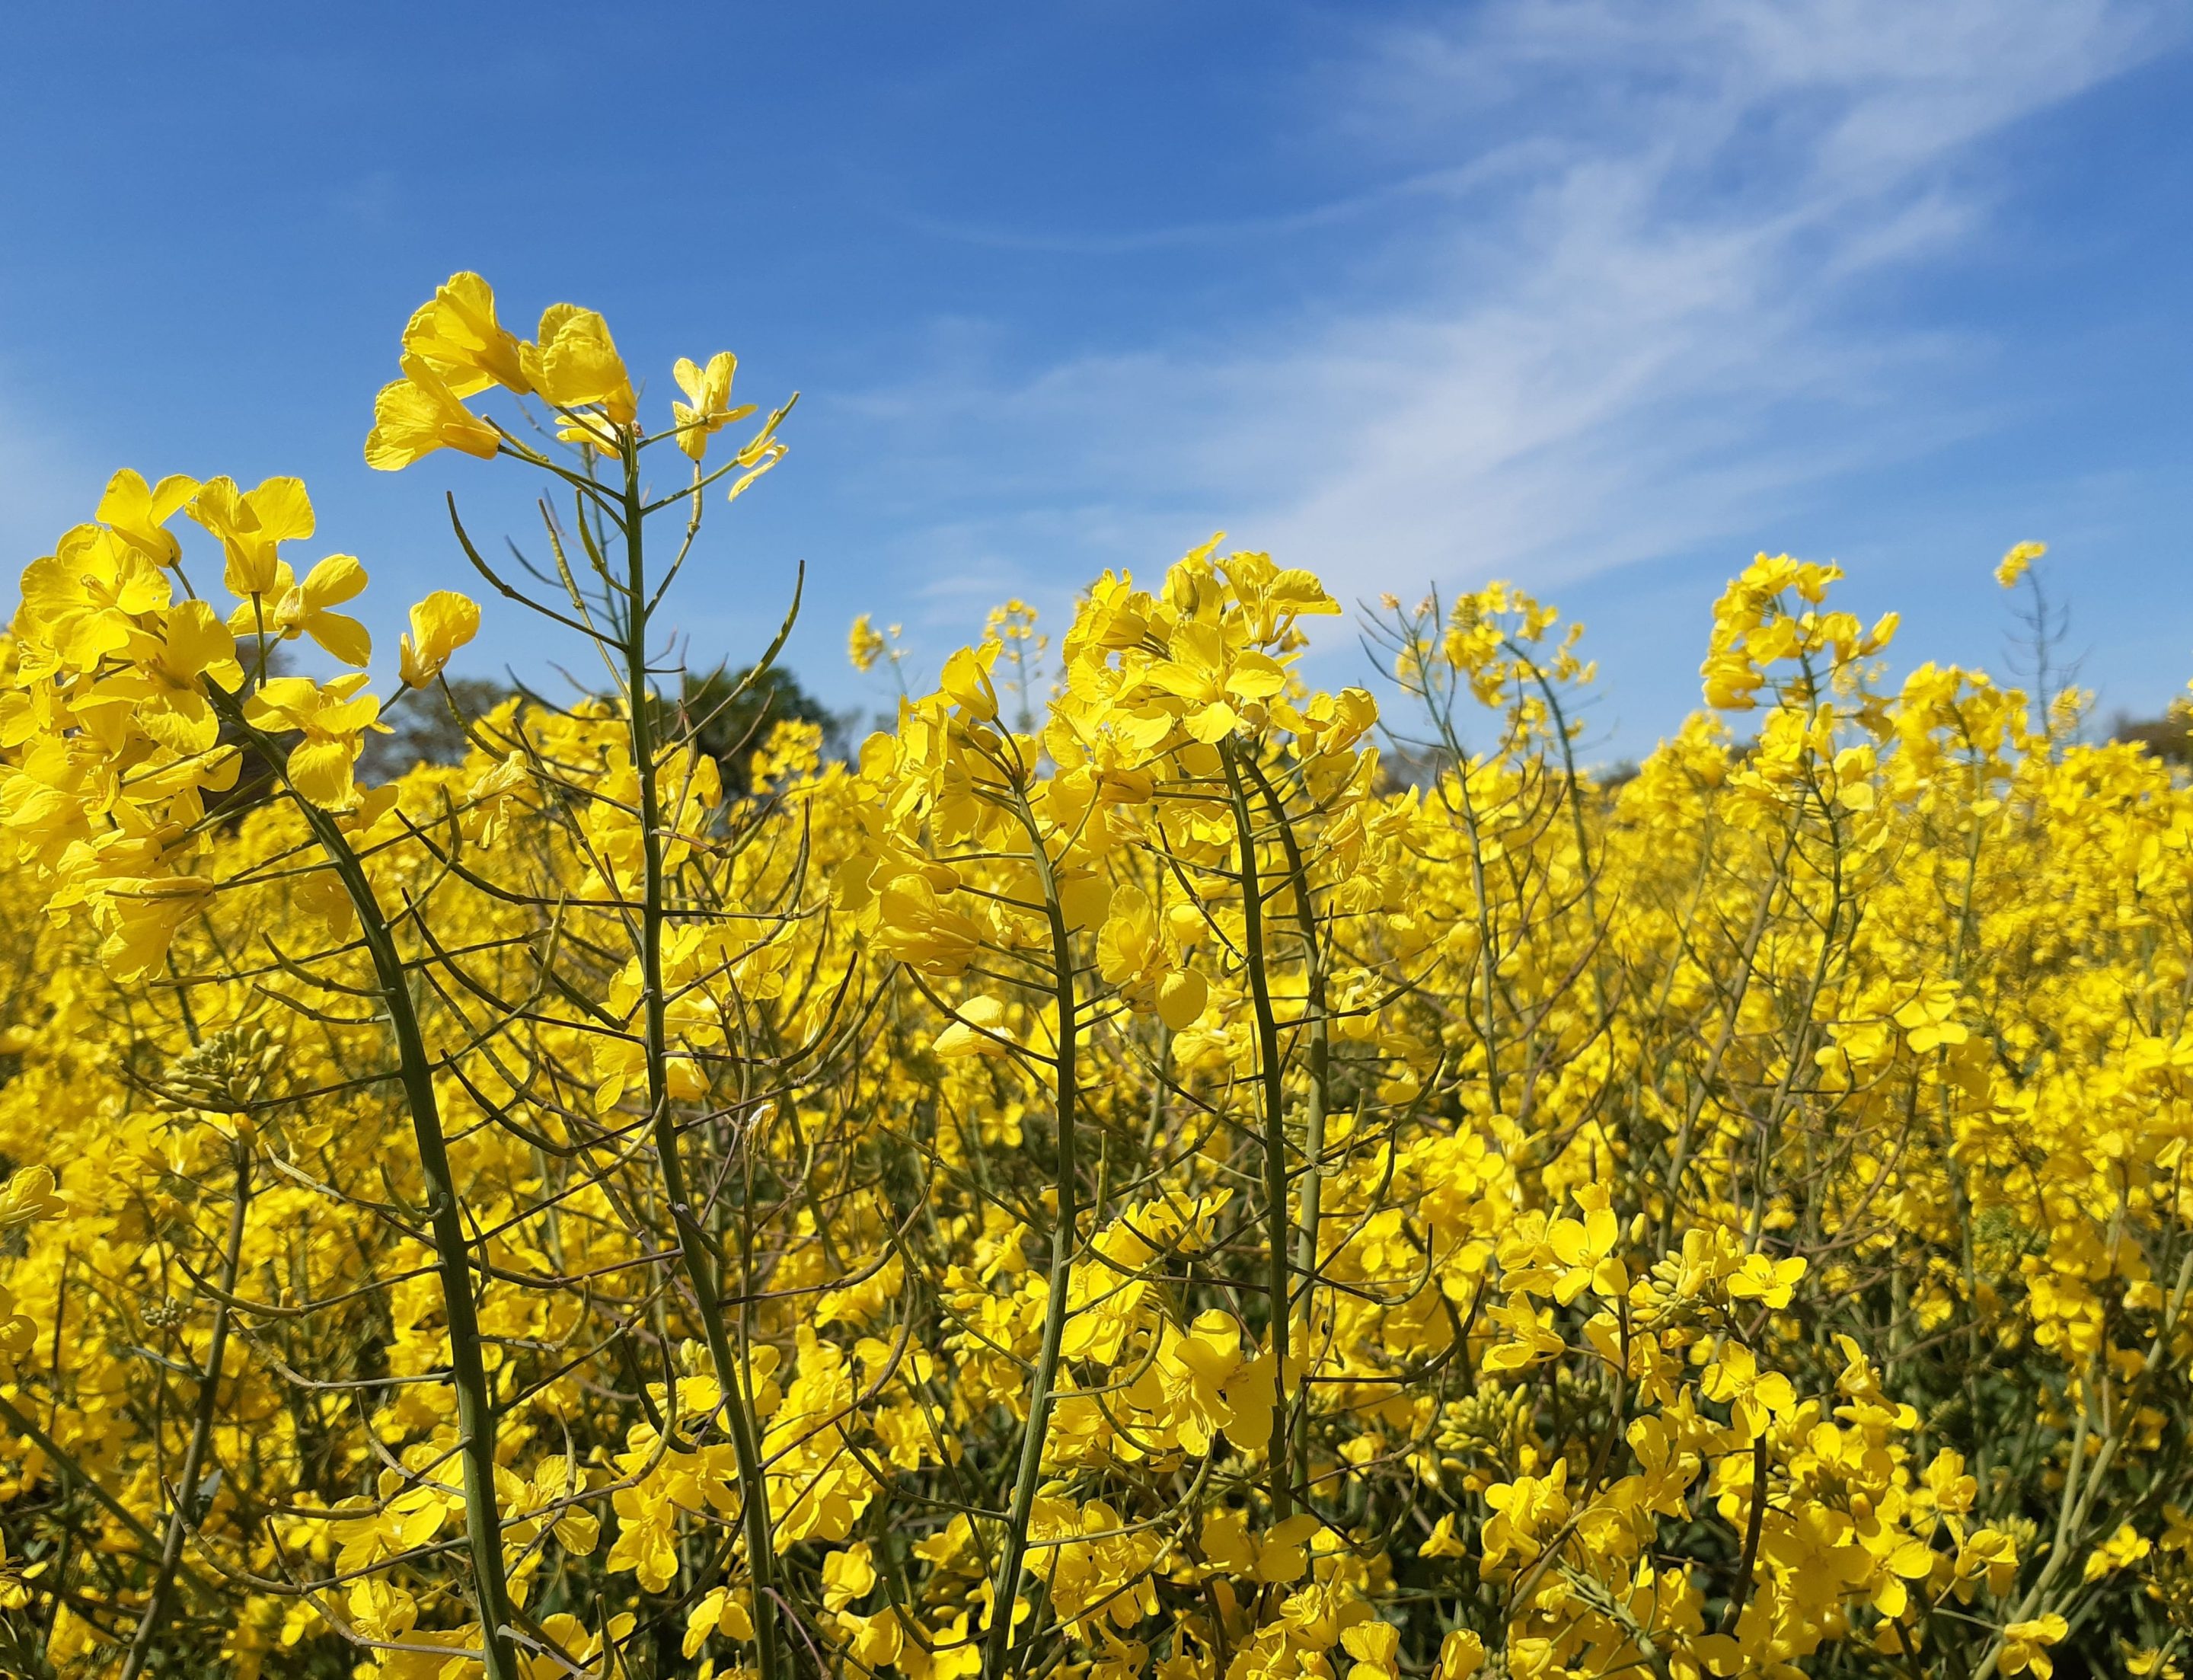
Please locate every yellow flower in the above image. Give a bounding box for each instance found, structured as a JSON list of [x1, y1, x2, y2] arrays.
[[126, 598, 245, 753], [1894, 980, 1970, 1053], [684, 1584, 755, 1657], [188, 474, 316, 596], [1726, 1251, 1808, 1311], [0, 1166, 63, 1231], [1997, 539, 2046, 588], [1340, 1618, 1400, 1680], [940, 641, 1002, 722], [934, 995, 1014, 1059], [849, 614, 888, 674], [94, 468, 199, 567], [519, 1612, 628, 1680], [2083, 1521, 2151, 1581], [1419, 1514, 1467, 1560], [1547, 1190, 1627, 1305], [672, 351, 757, 461], [1142, 620, 1289, 743], [228, 553, 372, 666], [821, 1543, 877, 1612], [366, 353, 504, 470], [398, 590, 481, 688], [1955, 1528, 2020, 1599], [241, 672, 386, 809], [90, 874, 218, 980], [496, 1455, 601, 1557], [841, 1607, 909, 1669], [1701, 1340, 1799, 1440], [1480, 1463, 1569, 1572], [16, 524, 171, 674], [330, 1472, 458, 1574], [1097, 885, 1209, 1030], [532, 303, 637, 430], [2000, 1614, 2067, 1677], [401, 270, 532, 398], [1433, 1630, 1484, 1680]]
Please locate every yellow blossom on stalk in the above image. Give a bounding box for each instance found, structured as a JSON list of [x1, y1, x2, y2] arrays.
[[1895, 979, 1970, 1052], [95, 468, 200, 567], [91, 873, 219, 981], [123, 598, 244, 752], [232, 552, 372, 666], [1433, 1629, 1485, 1680], [1096, 884, 1208, 1032], [1998, 539, 2047, 588], [1701, 1340, 1799, 1440], [398, 589, 482, 688], [849, 614, 888, 674], [2083, 1521, 2152, 1580], [822, 1544, 876, 1611], [934, 994, 1014, 1058], [0, 1165, 62, 1231], [330, 1470, 458, 1573], [401, 270, 533, 398], [1546, 1187, 1627, 1304], [533, 303, 637, 443], [685, 1583, 755, 1656], [366, 353, 505, 469], [2000, 1615, 2068, 1677], [1956, 1528, 2021, 1599], [939, 640, 1002, 722], [242, 672, 386, 808], [1725, 1250, 1808, 1310], [672, 351, 757, 460], [16, 524, 171, 674], [189, 474, 317, 597], [0, 1167, 60, 1374]]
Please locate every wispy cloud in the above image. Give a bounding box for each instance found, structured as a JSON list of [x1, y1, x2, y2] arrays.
[[887, 153, 1539, 257], [841, 0, 2181, 638]]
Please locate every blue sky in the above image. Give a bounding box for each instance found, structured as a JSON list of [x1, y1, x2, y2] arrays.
[[2, 1, 2188, 759]]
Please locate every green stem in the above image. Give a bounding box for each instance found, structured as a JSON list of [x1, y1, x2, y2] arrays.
[[1243, 756, 1327, 1487], [1222, 736, 1293, 1522], [982, 781, 1082, 1680], [618, 449, 783, 1680], [118, 1146, 252, 1680], [209, 688, 516, 1680]]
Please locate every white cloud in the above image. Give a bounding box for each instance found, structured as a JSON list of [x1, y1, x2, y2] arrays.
[[843, 0, 2180, 636]]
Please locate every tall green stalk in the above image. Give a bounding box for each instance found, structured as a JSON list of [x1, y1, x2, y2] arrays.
[[1222, 737, 1292, 1522], [212, 691, 516, 1680], [1245, 758, 1327, 1487], [616, 447, 783, 1680], [118, 1146, 251, 1680], [982, 781, 1081, 1680]]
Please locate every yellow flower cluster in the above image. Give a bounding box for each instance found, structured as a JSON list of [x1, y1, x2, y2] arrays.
[[0, 277, 2190, 1680]]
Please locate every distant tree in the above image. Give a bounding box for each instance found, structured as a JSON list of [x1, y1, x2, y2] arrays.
[[672, 664, 847, 797], [1594, 759, 1642, 790], [2111, 701, 2193, 769], [351, 665, 844, 795], [1374, 743, 1448, 795], [360, 678, 511, 781]]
